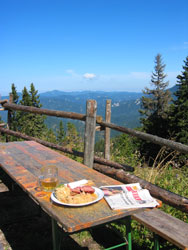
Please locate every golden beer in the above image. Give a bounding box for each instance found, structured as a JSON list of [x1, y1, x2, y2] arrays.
[[39, 165, 58, 191], [41, 177, 58, 191]]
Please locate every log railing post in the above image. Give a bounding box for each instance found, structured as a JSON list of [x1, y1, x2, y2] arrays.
[[84, 100, 97, 168], [104, 100, 111, 160]]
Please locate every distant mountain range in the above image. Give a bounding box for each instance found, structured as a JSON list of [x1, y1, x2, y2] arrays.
[[39, 91, 143, 137], [0, 85, 178, 138]]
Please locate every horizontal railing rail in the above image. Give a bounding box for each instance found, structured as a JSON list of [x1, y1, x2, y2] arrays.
[[1, 101, 103, 122], [98, 121, 188, 154]]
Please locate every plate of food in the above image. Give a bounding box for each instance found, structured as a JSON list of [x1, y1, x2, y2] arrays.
[[51, 181, 104, 207]]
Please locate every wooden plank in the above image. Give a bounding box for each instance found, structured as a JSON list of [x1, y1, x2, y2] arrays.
[[104, 100, 111, 160], [84, 100, 97, 168], [0, 141, 142, 233], [132, 209, 188, 249]]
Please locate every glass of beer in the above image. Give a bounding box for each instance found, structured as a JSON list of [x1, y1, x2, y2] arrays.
[[39, 165, 58, 192]]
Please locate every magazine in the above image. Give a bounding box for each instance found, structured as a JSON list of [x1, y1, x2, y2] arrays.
[[100, 183, 159, 210]]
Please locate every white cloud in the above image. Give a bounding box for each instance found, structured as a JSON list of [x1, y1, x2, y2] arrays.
[[65, 69, 79, 77], [66, 69, 74, 74], [83, 73, 96, 80], [170, 42, 188, 50]]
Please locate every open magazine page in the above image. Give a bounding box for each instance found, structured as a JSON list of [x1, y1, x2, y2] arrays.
[[100, 183, 159, 210]]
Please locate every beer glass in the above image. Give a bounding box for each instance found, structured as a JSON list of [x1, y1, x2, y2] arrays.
[[39, 165, 58, 192]]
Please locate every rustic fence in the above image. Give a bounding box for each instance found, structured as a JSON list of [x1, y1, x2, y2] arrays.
[[0, 97, 188, 213]]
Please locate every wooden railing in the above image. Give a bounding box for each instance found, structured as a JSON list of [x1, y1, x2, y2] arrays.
[[2, 100, 188, 155], [0, 98, 188, 213]]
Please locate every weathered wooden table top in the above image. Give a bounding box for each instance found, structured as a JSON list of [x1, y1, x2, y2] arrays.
[[0, 141, 142, 233]]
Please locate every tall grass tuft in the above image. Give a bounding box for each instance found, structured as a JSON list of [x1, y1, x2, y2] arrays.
[[112, 148, 188, 249]]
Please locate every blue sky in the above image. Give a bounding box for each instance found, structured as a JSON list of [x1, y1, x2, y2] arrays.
[[1, 0, 188, 95]]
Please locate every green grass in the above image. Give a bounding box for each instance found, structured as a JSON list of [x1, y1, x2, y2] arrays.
[[109, 146, 188, 249], [131, 150, 188, 249]]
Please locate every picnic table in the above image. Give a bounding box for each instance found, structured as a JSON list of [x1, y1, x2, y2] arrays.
[[0, 141, 144, 250]]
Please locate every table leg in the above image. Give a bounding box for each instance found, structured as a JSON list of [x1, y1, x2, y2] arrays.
[[125, 216, 132, 250], [154, 233, 160, 250], [51, 218, 61, 250]]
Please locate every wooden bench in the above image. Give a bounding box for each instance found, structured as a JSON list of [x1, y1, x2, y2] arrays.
[[132, 208, 188, 250]]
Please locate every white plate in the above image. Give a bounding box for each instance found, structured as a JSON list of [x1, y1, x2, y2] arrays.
[[51, 187, 104, 207]]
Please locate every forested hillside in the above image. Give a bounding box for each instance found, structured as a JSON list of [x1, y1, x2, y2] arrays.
[[40, 91, 142, 137], [0, 86, 177, 136], [1, 90, 143, 136]]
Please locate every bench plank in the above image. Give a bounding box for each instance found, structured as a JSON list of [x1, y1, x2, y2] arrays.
[[132, 208, 188, 250]]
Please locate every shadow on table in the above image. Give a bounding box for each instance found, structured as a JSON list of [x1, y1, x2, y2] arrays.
[[0, 169, 89, 250], [0, 190, 91, 250]]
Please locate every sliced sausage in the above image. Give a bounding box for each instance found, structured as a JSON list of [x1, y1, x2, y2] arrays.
[[81, 186, 95, 194]]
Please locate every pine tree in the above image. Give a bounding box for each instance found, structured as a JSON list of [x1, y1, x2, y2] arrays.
[[65, 122, 83, 150], [7, 84, 20, 141], [17, 84, 47, 138], [10, 83, 19, 131], [64, 122, 83, 161], [16, 87, 31, 134], [11, 83, 19, 104], [19, 87, 31, 106], [29, 83, 42, 108], [28, 83, 47, 137], [169, 56, 188, 145], [46, 128, 57, 143], [56, 120, 65, 144], [66, 122, 78, 144], [139, 54, 171, 160]]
